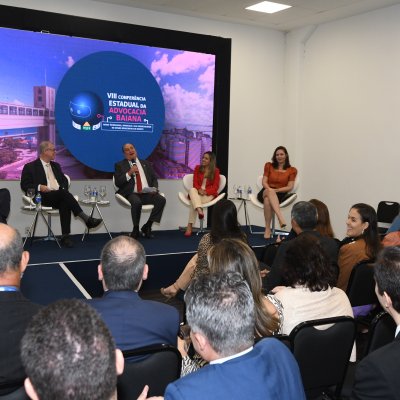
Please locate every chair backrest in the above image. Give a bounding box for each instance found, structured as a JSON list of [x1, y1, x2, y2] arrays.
[[346, 260, 377, 307], [182, 173, 226, 194], [366, 311, 397, 355], [377, 201, 400, 234], [289, 316, 356, 398], [117, 344, 181, 400]]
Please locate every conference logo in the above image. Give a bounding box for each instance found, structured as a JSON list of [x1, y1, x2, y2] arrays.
[[55, 51, 165, 172]]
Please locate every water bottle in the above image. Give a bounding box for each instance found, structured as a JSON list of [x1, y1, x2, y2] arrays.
[[238, 186, 243, 199], [90, 187, 97, 202], [247, 186, 252, 200], [35, 192, 42, 209]]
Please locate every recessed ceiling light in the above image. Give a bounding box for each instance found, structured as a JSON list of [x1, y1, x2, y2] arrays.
[[245, 1, 292, 14]]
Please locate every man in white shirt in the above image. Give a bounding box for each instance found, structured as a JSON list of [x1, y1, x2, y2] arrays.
[[352, 246, 400, 399]]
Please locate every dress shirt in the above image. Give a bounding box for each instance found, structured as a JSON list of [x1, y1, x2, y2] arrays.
[[210, 346, 253, 364]]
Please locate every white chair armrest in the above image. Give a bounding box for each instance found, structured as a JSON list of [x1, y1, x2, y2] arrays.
[[249, 193, 263, 209], [178, 192, 191, 206]]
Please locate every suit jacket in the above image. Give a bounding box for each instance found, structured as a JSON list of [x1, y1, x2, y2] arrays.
[[193, 165, 220, 198], [114, 158, 158, 198], [264, 230, 339, 292], [86, 291, 179, 351], [0, 292, 41, 395], [352, 335, 400, 399], [20, 158, 68, 195], [164, 338, 305, 400]]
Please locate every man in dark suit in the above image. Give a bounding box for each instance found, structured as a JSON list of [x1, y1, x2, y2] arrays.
[[352, 246, 400, 399], [164, 271, 305, 400], [20, 141, 101, 247], [114, 143, 166, 239], [86, 235, 179, 352], [264, 201, 339, 291], [0, 223, 41, 397]]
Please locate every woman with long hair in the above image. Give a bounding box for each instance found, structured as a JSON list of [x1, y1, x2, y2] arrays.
[[161, 199, 246, 298], [257, 146, 297, 239], [208, 238, 282, 336], [337, 203, 381, 291], [184, 151, 220, 237], [309, 198, 335, 238]]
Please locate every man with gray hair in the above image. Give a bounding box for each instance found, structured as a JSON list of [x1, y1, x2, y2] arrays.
[[164, 271, 305, 400], [265, 201, 339, 291], [0, 223, 41, 397], [87, 235, 179, 351]]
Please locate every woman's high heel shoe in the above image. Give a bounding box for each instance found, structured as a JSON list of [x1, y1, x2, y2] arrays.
[[197, 208, 204, 220]]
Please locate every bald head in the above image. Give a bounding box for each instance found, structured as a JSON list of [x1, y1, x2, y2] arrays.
[[100, 236, 146, 291], [0, 223, 24, 275]]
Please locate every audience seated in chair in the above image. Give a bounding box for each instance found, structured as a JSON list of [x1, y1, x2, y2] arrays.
[[351, 246, 400, 400], [86, 235, 180, 354], [20, 299, 161, 400], [264, 201, 339, 292], [270, 233, 356, 361], [164, 271, 305, 400], [0, 224, 41, 399]]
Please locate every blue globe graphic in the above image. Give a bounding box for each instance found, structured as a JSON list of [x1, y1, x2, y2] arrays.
[[69, 91, 103, 126]]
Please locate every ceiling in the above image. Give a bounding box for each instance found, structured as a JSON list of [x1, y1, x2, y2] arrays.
[[94, 0, 400, 32]]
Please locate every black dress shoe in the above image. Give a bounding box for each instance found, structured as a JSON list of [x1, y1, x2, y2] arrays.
[[86, 217, 102, 229], [141, 224, 154, 239], [130, 228, 141, 239], [60, 235, 74, 248]]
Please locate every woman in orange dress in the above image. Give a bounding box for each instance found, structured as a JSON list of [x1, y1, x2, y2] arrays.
[[257, 146, 297, 239]]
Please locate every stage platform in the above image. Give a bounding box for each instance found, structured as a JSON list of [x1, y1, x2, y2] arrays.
[[22, 227, 270, 309]]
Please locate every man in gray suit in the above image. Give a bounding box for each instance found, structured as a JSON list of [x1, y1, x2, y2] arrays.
[[114, 143, 166, 239]]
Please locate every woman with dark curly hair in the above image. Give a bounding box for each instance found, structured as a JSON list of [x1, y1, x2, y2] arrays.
[[337, 203, 381, 291], [271, 234, 354, 345]]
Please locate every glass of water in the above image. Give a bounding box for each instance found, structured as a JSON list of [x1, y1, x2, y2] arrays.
[[84, 185, 91, 201], [27, 188, 35, 207], [99, 185, 107, 200]]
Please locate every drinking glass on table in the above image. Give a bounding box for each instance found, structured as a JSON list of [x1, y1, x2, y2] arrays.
[[27, 188, 35, 207], [99, 185, 107, 200], [84, 185, 91, 201]]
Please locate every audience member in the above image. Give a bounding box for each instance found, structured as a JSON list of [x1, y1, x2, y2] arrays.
[[337, 203, 381, 291], [352, 246, 400, 399], [164, 271, 305, 400], [161, 199, 246, 299], [209, 238, 281, 336], [20, 141, 101, 247], [0, 223, 41, 397], [0, 188, 11, 224], [114, 143, 166, 239], [271, 234, 356, 361], [309, 198, 335, 238], [183, 151, 220, 237], [256, 146, 297, 239], [20, 299, 161, 400], [264, 201, 339, 292], [87, 235, 179, 352]]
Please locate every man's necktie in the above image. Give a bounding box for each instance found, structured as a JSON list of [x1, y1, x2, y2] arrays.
[[130, 161, 142, 193], [46, 164, 59, 190]]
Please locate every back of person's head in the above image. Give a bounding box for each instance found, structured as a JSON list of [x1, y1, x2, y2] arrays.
[[208, 238, 279, 335], [374, 246, 400, 313], [309, 199, 335, 238], [100, 236, 146, 291], [0, 223, 23, 275], [185, 271, 254, 358], [291, 201, 318, 231], [210, 199, 244, 243], [283, 233, 336, 291], [350, 203, 381, 259], [21, 299, 120, 400]]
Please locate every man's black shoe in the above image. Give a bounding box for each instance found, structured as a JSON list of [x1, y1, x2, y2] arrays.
[[141, 224, 154, 239], [86, 217, 102, 229], [60, 235, 74, 248], [130, 228, 141, 239]]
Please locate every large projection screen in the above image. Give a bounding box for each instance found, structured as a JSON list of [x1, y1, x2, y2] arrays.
[[0, 5, 231, 180]]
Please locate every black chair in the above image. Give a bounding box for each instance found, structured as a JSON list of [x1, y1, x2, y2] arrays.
[[377, 201, 400, 236], [365, 311, 396, 355], [117, 344, 181, 400], [288, 316, 357, 399], [346, 260, 377, 308], [0, 382, 28, 400]]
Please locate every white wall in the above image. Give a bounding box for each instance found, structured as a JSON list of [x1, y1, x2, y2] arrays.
[[286, 4, 400, 238], [0, 0, 285, 235]]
